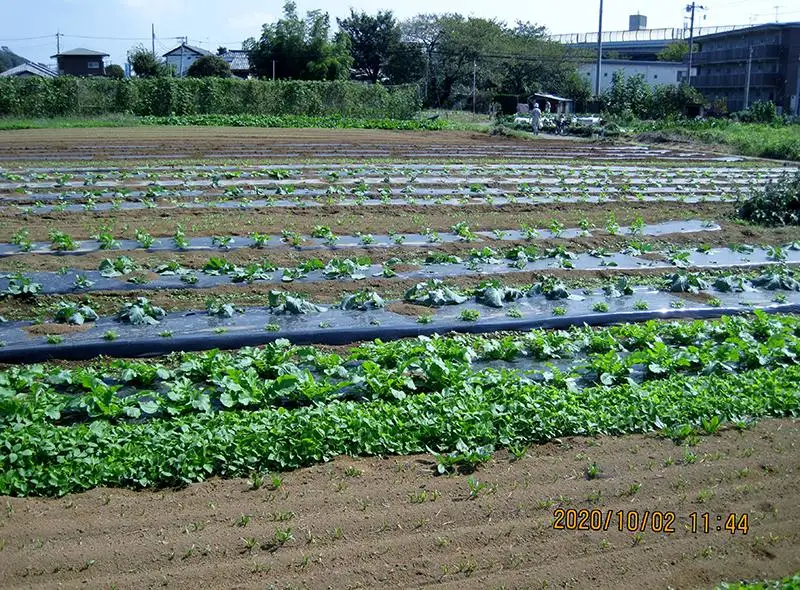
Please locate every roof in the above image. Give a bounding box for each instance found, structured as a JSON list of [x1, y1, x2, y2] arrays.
[[220, 50, 250, 71], [0, 62, 57, 77], [694, 21, 800, 41], [163, 43, 212, 57], [51, 48, 109, 58], [531, 93, 573, 102], [583, 59, 684, 66]]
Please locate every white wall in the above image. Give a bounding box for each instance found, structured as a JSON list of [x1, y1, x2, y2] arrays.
[[165, 51, 204, 77], [579, 61, 686, 93]]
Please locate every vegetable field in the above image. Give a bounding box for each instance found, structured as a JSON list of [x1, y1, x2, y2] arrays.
[[1, 127, 799, 589]]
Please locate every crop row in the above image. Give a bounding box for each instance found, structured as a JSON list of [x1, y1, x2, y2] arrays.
[[1, 164, 784, 187], [2, 312, 799, 428], [0, 219, 718, 256], [2, 361, 798, 496]]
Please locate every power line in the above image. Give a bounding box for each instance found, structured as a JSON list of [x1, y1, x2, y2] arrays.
[[0, 35, 53, 42]]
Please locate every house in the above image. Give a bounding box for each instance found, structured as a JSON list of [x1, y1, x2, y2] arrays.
[[529, 93, 574, 114], [163, 43, 211, 77], [219, 49, 251, 78], [0, 62, 56, 78], [579, 60, 686, 94], [692, 22, 800, 114], [51, 48, 108, 76]]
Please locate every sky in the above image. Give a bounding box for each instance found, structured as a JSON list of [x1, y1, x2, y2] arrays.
[[2, 0, 799, 68]]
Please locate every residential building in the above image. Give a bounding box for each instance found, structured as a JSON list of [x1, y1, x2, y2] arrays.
[[0, 62, 56, 78], [219, 49, 251, 78], [51, 48, 108, 76], [579, 60, 686, 94], [692, 22, 800, 114], [163, 43, 211, 77]]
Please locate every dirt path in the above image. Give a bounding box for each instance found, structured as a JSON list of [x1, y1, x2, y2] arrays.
[[1, 418, 797, 590]]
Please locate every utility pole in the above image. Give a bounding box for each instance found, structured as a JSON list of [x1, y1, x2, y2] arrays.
[[686, 3, 705, 86], [595, 0, 604, 96], [151, 24, 155, 56], [55, 31, 62, 55], [272, 59, 276, 81], [744, 45, 754, 109], [179, 39, 185, 77], [472, 58, 477, 114]]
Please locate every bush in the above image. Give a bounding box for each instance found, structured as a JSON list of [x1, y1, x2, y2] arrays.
[[0, 77, 422, 119], [734, 100, 778, 124], [187, 55, 231, 78], [738, 169, 800, 226]]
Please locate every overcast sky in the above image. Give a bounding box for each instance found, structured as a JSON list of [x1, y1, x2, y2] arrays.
[[2, 0, 799, 68]]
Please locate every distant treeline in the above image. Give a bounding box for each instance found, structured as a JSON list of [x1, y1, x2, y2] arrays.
[[0, 77, 421, 119]]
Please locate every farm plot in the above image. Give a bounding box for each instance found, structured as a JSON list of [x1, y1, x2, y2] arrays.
[[1, 128, 799, 589]]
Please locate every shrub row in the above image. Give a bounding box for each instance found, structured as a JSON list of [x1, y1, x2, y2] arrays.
[[0, 77, 422, 119]]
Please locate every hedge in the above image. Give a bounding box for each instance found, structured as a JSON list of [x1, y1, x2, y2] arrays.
[[0, 77, 422, 119]]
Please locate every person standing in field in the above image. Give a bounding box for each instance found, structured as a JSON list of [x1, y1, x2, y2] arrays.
[[531, 102, 542, 135]]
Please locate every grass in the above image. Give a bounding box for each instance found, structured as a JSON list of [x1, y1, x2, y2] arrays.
[[0, 114, 142, 130], [632, 119, 800, 161]]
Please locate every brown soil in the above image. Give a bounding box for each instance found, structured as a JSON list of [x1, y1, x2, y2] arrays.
[[0, 127, 725, 164], [386, 302, 432, 317], [1, 418, 797, 589], [23, 322, 92, 336], [1, 200, 740, 242]]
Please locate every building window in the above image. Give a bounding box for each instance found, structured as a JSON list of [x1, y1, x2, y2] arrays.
[[87, 61, 99, 69], [653, 74, 658, 79]]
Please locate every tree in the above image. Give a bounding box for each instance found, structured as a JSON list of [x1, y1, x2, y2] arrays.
[[246, 2, 353, 80], [216, 46, 228, 56], [105, 64, 124, 79], [657, 42, 691, 62], [187, 55, 231, 77], [0, 47, 26, 74], [337, 9, 400, 82], [127, 44, 170, 78]]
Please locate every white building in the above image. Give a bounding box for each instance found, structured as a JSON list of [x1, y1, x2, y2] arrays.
[[579, 60, 687, 93], [163, 43, 211, 77]]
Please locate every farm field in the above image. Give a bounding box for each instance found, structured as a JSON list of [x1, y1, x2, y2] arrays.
[[1, 127, 799, 589]]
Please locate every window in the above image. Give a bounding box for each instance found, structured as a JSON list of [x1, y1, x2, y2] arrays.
[[653, 74, 658, 79], [87, 61, 99, 69]]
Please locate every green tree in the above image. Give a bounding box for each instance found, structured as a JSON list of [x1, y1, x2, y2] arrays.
[[245, 2, 353, 80], [337, 9, 400, 82], [657, 41, 692, 62], [216, 46, 228, 56], [187, 55, 232, 77], [128, 45, 170, 78], [105, 64, 124, 79]]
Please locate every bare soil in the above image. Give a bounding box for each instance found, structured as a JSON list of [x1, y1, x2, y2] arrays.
[[0, 127, 724, 163], [0, 418, 797, 590]]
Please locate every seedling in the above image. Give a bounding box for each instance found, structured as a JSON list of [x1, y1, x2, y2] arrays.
[[417, 314, 434, 324], [506, 308, 523, 318], [586, 462, 600, 480], [134, 229, 157, 249], [103, 330, 118, 341], [46, 334, 64, 345], [552, 306, 567, 316], [49, 230, 77, 251], [93, 230, 120, 250], [548, 218, 565, 237], [265, 323, 281, 332], [249, 232, 270, 248], [73, 274, 95, 290], [633, 300, 649, 310], [466, 476, 487, 499], [459, 309, 480, 322], [11, 229, 33, 252], [212, 235, 234, 249], [173, 224, 189, 249], [159, 330, 173, 338]]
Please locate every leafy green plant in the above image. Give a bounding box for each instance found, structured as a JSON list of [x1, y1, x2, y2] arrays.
[[173, 224, 189, 249], [404, 279, 468, 307], [340, 290, 384, 311], [72, 274, 95, 290], [134, 229, 157, 249], [53, 301, 98, 325], [117, 297, 167, 325], [11, 229, 33, 252], [249, 232, 270, 248], [212, 235, 235, 249], [475, 280, 524, 308], [103, 330, 118, 341], [2, 274, 42, 299], [552, 306, 567, 316], [93, 230, 120, 250], [267, 290, 326, 315], [592, 302, 610, 313], [46, 334, 64, 345], [49, 230, 77, 251], [451, 221, 478, 242], [417, 314, 433, 324], [738, 169, 800, 226], [433, 442, 494, 475], [99, 256, 138, 278], [459, 309, 480, 322], [206, 298, 242, 318]]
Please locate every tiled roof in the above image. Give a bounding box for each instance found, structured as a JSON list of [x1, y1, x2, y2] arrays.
[[220, 50, 250, 71], [51, 48, 109, 58], [163, 44, 212, 57], [0, 62, 57, 77]]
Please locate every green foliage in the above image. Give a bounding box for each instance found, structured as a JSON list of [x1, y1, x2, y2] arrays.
[[337, 9, 401, 83], [53, 301, 98, 325], [657, 42, 690, 62], [116, 297, 167, 325], [601, 72, 703, 120], [738, 170, 800, 226], [127, 44, 172, 78], [246, 1, 353, 81], [186, 55, 232, 78], [736, 100, 778, 124], [0, 78, 423, 119], [105, 64, 125, 80], [2, 274, 42, 299], [404, 279, 468, 307]]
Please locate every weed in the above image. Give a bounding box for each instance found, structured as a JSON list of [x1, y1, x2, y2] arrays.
[[459, 309, 480, 322], [585, 462, 600, 480]]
